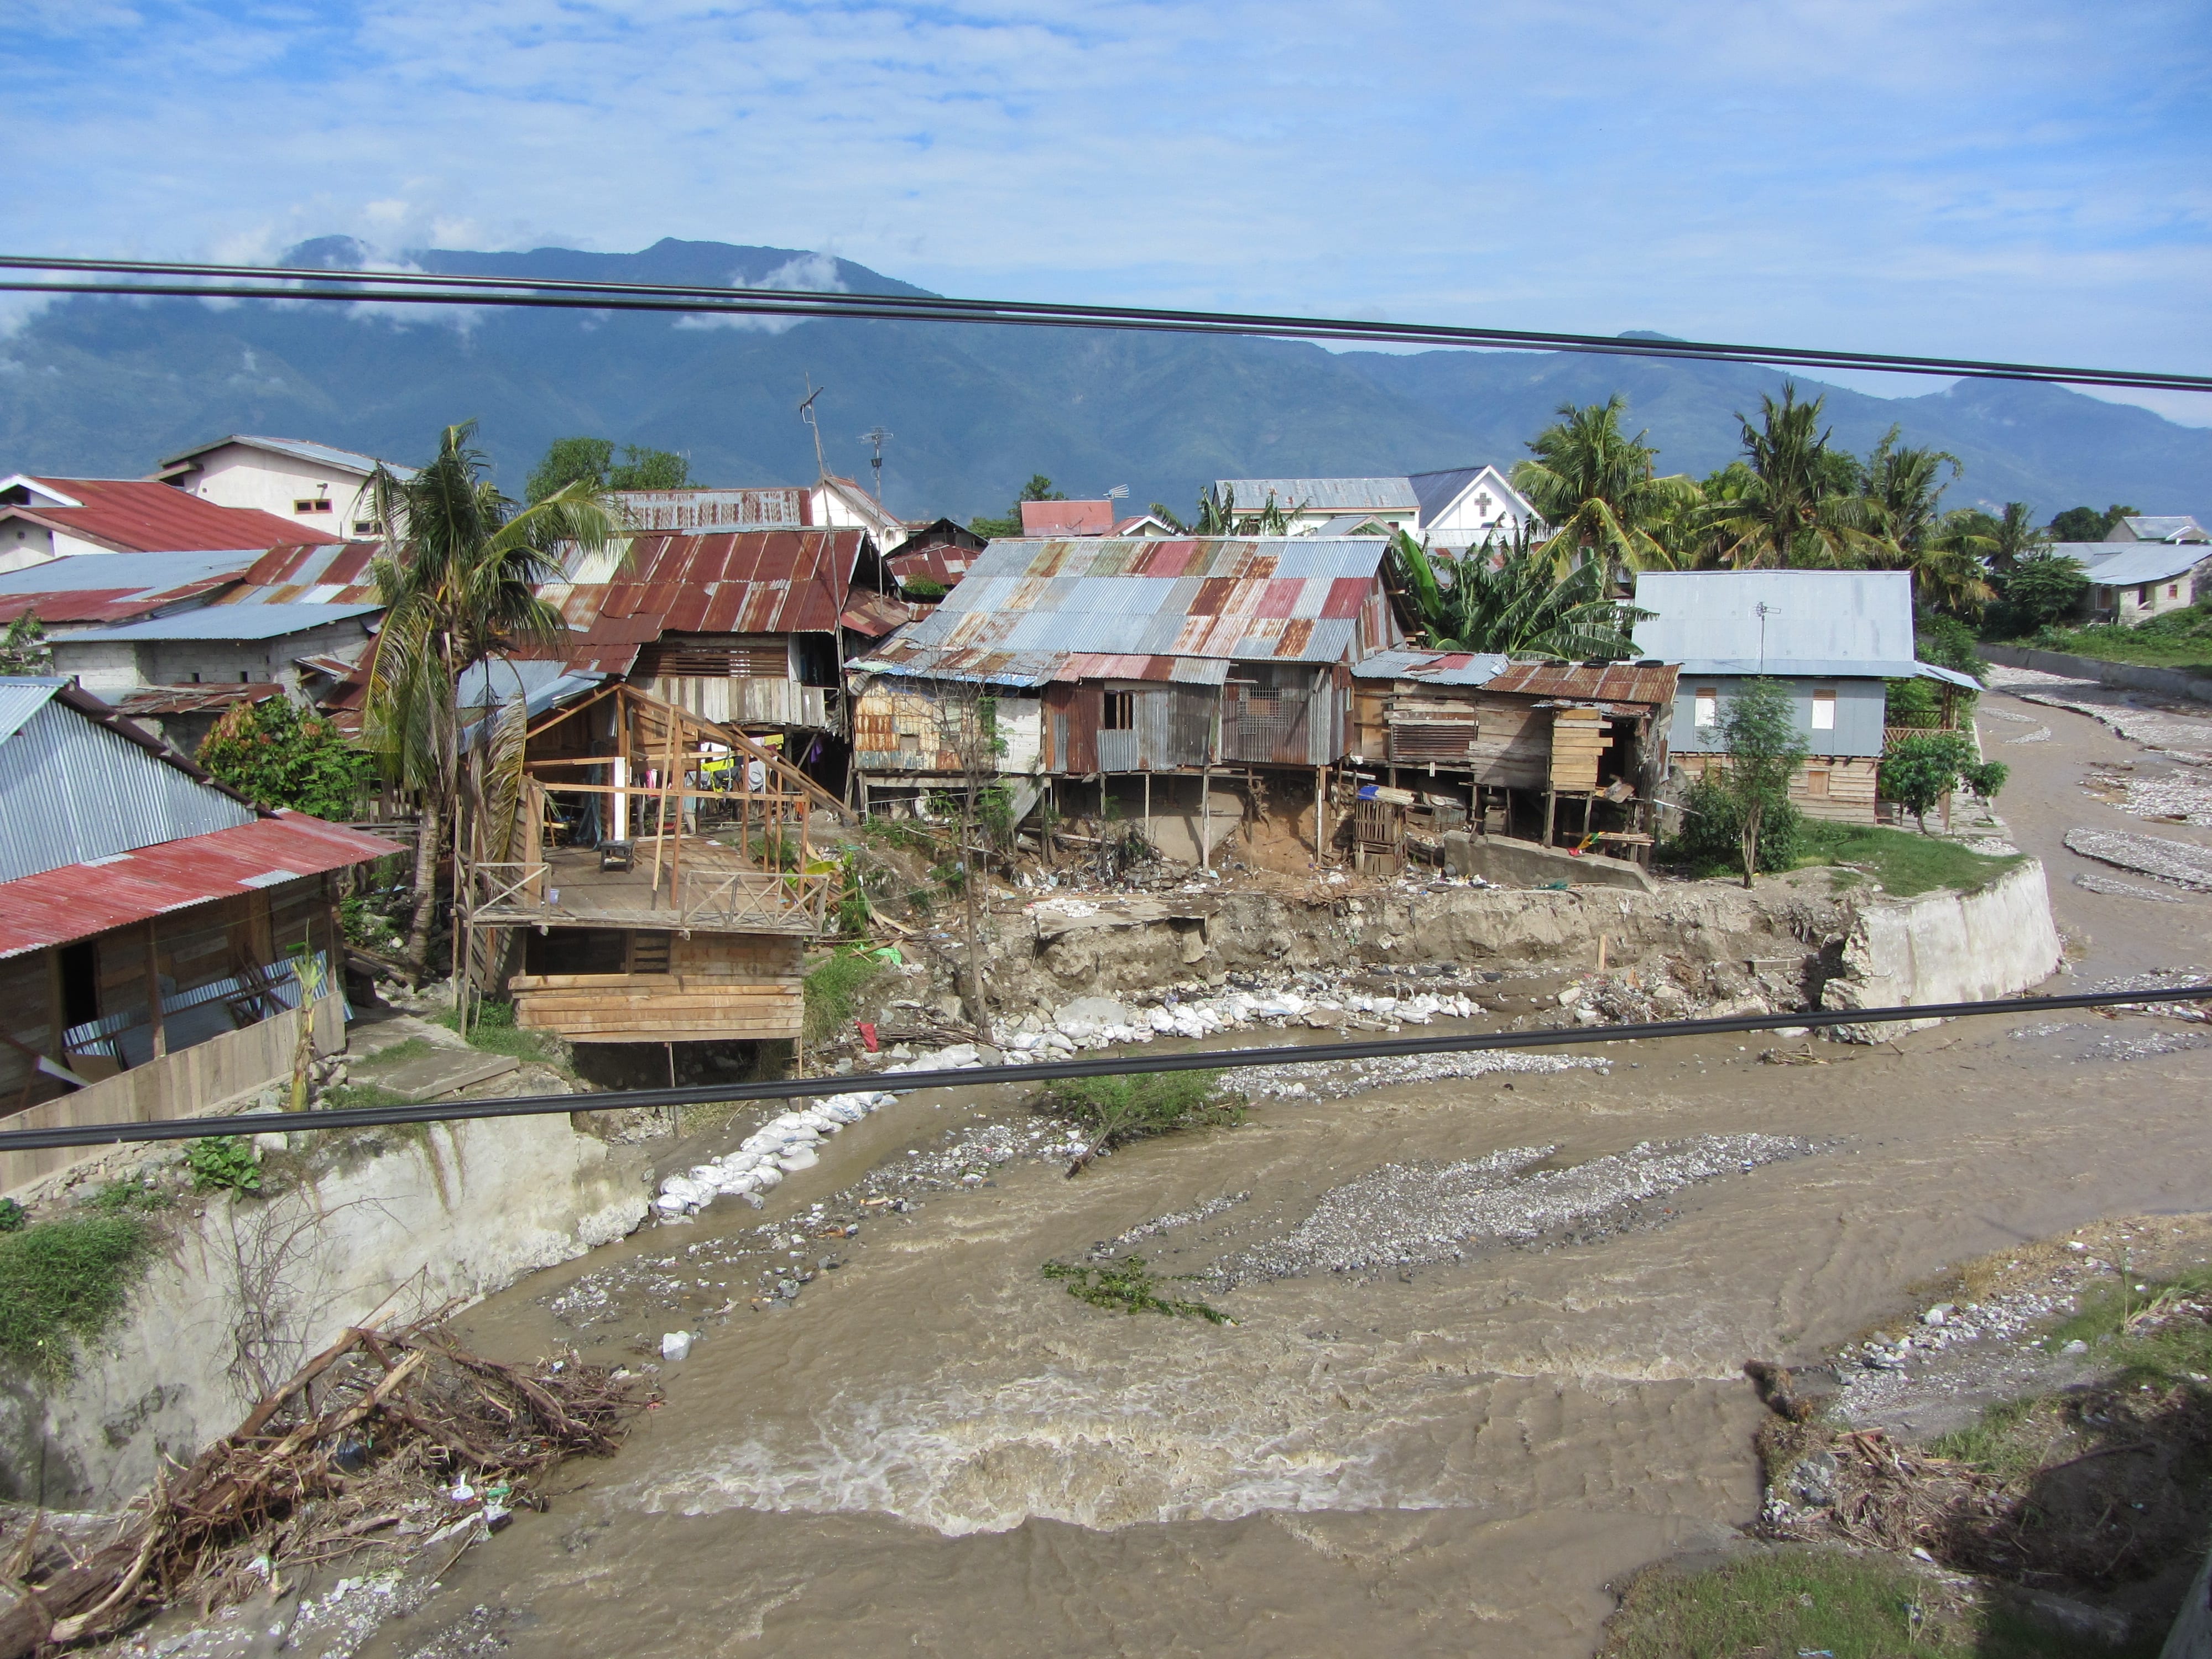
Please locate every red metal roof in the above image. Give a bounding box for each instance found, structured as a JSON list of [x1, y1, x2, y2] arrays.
[[8, 479, 314, 554], [222, 541, 381, 603], [541, 530, 866, 669], [0, 812, 404, 959], [886, 544, 977, 591], [1020, 500, 1117, 536]]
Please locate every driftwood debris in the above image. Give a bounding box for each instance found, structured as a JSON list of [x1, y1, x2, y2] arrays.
[[0, 1317, 653, 1657]]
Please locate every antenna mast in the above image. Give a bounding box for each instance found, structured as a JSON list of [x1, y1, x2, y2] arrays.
[[799, 378, 828, 483], [860, 426, 892, 504]]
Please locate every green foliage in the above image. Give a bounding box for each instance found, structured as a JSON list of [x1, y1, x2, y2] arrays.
[[1387, 526, 1646, 659], [1040, 1255, 1230, 1323], [320, 1081, 411, 1110], [1704, 384, 1888, 569], [340, 893, 400, 949], [0, 1214, 152, 1381], [1964, 759, 2009, 801], [196, 696, 375, 821], [1146, 500, 1186, 532], [439, 999, 559, 1062], [1879, 731, 1978, 832], [804, 950, 888, 1045], [1915, 611, 1989, 680], [1885, 676, 1943, 728], [1510, 395, 1701, 577], [0, 1199, 25, 1233], [2028, 605, 2212, 674], [2001, 549, 2091, 630], [1666, 775, 1801, 875], [1713, 678, 1809, 886], [1034, 1067, 1244, 1156], [187, 1135, 263, 1193], [899, 575, 948, 601], [2048, 503, 2138, 542], [0, 611, 51, 675], [526, 436, 690, 502], [971, 473, 1065, 538]]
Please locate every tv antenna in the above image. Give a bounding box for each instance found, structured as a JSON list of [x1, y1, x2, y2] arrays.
[[798, 378, 828, 483], [1104, 484, 1128, 502], [1754, 601, 1779, 674], [860, 426, 892, 504]]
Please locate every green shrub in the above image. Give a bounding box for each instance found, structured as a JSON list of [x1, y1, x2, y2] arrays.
[[196, 695, 374, 820], [1964, 759, 2009, 801], [1879, 732, 1978, 832], [90, 1178, 169, 1213], [1666, 775, 1801, 875], [1884, 676, 1943, 728], [0, 1214, 152, 1380], [900, 576, 948, 601], [805, 951, 889, 1045], [187, 1135, 263, 1194], [1034, 1068, 1245, 1156], [1041, 1255, 1230, 1323], [1915, 612, 1989, 680], [0, 1199, 25, 1233]]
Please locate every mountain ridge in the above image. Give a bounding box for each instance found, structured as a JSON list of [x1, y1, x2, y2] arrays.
[[0, 238, 2203, 525]]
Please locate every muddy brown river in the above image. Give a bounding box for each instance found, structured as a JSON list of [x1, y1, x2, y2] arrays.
[[363, 688, 2212, 1657]]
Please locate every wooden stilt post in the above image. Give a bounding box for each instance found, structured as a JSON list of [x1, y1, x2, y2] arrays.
[[1199, 761, 1213, 869], [1543, 785, 1558, 847], [143, 920, 166, 1060], [1143, 770, 1151, 849], [1313, 766, 1325, 865]]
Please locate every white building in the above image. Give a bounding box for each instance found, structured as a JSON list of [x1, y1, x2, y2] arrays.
[[1210, 466, 1541, 546], [154, 436, 408, 540]]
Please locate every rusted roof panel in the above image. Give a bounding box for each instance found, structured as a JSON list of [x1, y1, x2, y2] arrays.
[[0, 812, 404, 959], [0, 549, 262, 625], [1483, 661, 1680, 707]]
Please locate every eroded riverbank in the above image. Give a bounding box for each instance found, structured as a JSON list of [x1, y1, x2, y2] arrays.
[[331, 980, 2211, 1659]]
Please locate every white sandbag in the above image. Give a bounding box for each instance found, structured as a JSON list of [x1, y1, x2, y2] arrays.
[[752, 1164, 784, 1190], [715, 1170, 760, 1196], [660, 1331, 692, 1362], [653, 1193, 691, 1217], [776, 1147, 820, 1172]]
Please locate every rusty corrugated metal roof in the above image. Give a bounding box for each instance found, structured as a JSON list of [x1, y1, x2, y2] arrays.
[[0, 549, 263, 626], [857, 537, 1387, 683], [117, 685, 280, 718], [608, 488, 810, 531], [0, 811, 403, 959], [219, 542, 382, 604], [1482, 660, 1680, 707]]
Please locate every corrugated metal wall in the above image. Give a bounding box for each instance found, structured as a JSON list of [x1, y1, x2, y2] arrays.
[[1, 698, 255, 882]]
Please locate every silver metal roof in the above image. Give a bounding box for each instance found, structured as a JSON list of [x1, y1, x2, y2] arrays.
[[59, 603, 380, 643], [0, 549, 259, 595], [1350, 650, 1511, 685], [0, 677, 63, 743], [1407, 464, 1533, 525], [160, 434, 407, 477], [1213, 477, 1417, 513], [2112, 515, 2208, 544], [1, 689, 254, 882], [2074, 544, 2212, 587], [1632, 570, 1921, 675]]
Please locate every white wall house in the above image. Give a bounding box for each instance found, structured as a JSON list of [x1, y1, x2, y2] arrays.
[[2078, 544, 2212, 622], [1209, 467, 1541, 546], [810, 476, 909, 551], [155, 436, 406, 539]]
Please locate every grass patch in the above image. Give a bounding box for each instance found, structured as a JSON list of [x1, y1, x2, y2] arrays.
[[1599, 1549, 2156, 1657], [320, 1081, 413, 1110], [2036, 1265, 2212, 1385], [88, 1177, 171, 1214], [354, 1036, 438, 1072], [1032, 1068, 1245, 1159], [804, 950, 889, 1046], [440, 1001, 560, 1065], [2024, 608, 2212, 676], [1795, 821, 2023, 898], [0, 1214, 154, 1383], [1040, 1256, 1230, 1323]]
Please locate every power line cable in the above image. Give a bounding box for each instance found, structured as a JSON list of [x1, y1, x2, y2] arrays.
[[3, 984, 2204, 1156], [1, 254, 2207, 394]]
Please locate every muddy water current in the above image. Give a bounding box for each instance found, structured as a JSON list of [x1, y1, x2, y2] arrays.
[[364, 1005, 2210, 1658]]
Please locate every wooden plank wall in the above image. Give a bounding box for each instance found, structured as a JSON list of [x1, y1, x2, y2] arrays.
[[1548, 708, 1605, 791], [509, 931, 805, 1044], [1674, 753, 1880, 823]]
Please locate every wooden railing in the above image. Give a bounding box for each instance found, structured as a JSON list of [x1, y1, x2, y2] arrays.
[[465, 862, 832, 936]]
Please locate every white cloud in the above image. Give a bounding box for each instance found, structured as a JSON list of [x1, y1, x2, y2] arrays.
[[676, 252, 851, 332], [0, 0, 2206, 398]]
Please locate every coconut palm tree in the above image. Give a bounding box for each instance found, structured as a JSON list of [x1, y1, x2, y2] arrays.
[[1511, 397, 1703, 580], [1388, 529, 1646, 660], [1705, 385, 1887, 568], [361, 423, 626, 972], [1859, 430, 1992, 614]]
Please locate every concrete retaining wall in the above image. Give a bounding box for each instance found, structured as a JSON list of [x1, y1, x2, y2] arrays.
[[0, 1114, 649, 1508], [1984, 644, 2212, 706], [1821, 858, 2063, 1032]]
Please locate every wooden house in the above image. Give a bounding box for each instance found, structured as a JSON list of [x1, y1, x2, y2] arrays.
[[1, 678, 399, 1192], [1348, 653, 1678, 860], [465, 684, 842, 1055]]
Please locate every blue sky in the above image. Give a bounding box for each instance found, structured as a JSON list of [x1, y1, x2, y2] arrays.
[[11, 0, 2212, 421]]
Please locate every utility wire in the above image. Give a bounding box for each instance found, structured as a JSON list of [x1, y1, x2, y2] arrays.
[[3, 984, 2204, 1156], [1, 254, 2207, 394]]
